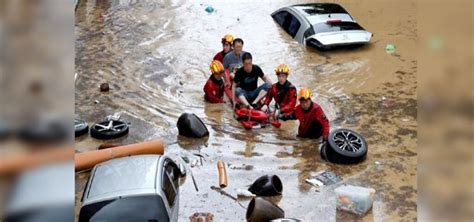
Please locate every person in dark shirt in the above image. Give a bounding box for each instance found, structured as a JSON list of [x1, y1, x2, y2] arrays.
[[232, 52, 272, 109]]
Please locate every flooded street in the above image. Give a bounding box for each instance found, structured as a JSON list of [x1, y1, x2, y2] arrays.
[[75, 0, 417, 221]]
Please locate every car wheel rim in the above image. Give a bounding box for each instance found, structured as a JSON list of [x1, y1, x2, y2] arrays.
[[75, 119, 86, 130], [95, 121, 126, 133], [332, 130, 363, 153]]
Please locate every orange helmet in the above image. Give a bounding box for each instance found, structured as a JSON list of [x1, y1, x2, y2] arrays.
[[275, 64, 289, 75], [221, 34, 234, 44], [210, 60, 224, 74], [297, 88, 312, 100]]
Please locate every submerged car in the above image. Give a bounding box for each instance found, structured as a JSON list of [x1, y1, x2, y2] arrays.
[[272, 3, 373, 50], [79, 155, 185, 222]]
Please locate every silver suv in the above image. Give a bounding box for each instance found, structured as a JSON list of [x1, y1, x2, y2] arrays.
[[79, 155, 185, 222]]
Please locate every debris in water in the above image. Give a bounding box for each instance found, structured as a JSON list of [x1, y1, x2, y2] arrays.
[[210, 186, 237, 201], [191, 158, 199, 168], [236, 189, 256, 198], [305, 171, 343, 188], [189, 212, 214, 222], [29, 80, 43, 94], [100, 83, 110, 92], [305, 178, 324, 187], [385, 44, 396, 53], [217, 160, 228, 188], [181, 156, 190, 163], [189, 168, 199, 192], [204, 5, 215, 13], [335, 185, 375, 216], [248, 175, 282, 196]]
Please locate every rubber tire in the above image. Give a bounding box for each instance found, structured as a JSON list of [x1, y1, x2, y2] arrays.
[[325, 128, 367, 164], [0, 121, 11, 140], [75, 119, 89, 137], [90, 120, 129, 140], [18, 120, 69, 144], [320, 142, 328, 161]]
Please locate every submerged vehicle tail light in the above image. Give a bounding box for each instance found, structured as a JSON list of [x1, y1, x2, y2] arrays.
[[326, 19, 342, 24]]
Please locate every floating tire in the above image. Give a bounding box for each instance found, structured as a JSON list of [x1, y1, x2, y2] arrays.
[[75, 119, 89, 137], [90, 120, 129, 140], [323, 128, 367, 164]]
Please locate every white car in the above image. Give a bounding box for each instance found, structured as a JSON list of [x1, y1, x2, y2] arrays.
[[272, 3, 373, 50], [79, 155, 185, 222]]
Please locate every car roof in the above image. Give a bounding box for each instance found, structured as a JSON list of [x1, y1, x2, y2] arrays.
[[289, 3, 355, 24], [84, 155, 162, 204]]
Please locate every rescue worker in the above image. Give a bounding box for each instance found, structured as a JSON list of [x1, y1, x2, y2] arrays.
[[203, 60, 226, 103], [213, 34, 234, 63], [262, 64, 297, 120], [233, 52, 272, 109], [292, 88, 330, 141]]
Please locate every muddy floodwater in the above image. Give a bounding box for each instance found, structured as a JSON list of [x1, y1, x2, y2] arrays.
[[75, 0, 417, 221]]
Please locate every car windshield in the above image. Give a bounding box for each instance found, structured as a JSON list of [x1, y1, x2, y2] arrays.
[[314, 22, 364, 33], [79, 195, 169, 222]]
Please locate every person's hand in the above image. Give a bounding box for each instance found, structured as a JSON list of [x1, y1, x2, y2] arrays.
[[321, 138, 328, 144], [274, 109, 281, 119], [224, 82, 231, 88]]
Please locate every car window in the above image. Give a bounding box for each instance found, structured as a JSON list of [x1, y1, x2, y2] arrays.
[[286, 15, 301, 38], [273, 11, 301, 38], [314, 22, 364, 33], [273, 11, 288, 27], [304, 27, 315, 38], [162, 160, 179, 208]]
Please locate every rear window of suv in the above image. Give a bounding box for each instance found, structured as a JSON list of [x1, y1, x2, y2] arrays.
[[314, 22, 364, 33], [79, 195, 169, 222]]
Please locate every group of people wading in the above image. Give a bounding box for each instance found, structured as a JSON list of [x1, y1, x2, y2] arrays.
[[203, 34, 329, 142]]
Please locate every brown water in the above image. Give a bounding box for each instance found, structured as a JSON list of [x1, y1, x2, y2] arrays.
[[75, 0, 417, 221]]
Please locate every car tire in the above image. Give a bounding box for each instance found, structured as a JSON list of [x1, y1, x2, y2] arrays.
[[90, 120, 129, 140], [75, 119, 89, 137], [324, 128, 367, 164], [0, 121, 11, 140], [18, 119, 69, 144], [320, 142, 328, 161]]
